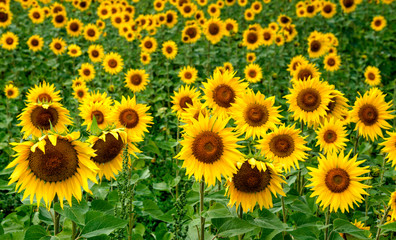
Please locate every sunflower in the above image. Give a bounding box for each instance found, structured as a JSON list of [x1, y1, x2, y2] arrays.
[[49, 38, 66, 55], [18, 102, 72, 138], [102, 52, 124, 75], [26, 81, 61, 103], [324, 54, 341, 72], [82, 91, 113, 107], [350, 89, 394, 141], [292, 62, 321, 82], [224, 18, 238, 36], [307, 151, 371, 213], [165, 10, 178, 28], [244, 9, 255, 21], [27, 35, 44, 52], [182, 24, 201, 43], [83, 23, 100, 42], [68, 44, 82, 58], [371, 16, 386, 31], [364, 66, 381, 86], [109, 96, 153, 141], [323, 89, 349, 121], [80, 101, 111, 130], [242, 29, 262, 50], [180, 2, 197, 18], [287, 55, 309, 76], [389, 192, 396, 221], [285, 77, 333, 126], [244, 63, 263, 83], [226, 158, 285, 212], [231, 89, 282, 140], [277, 14, 291, 27], [274, 34, 285, 46], [162, 40, 178, 59], [154, 0, 165, 11], [52, 12, 67, 28], [0, 9, 12, 28], [171, 85, 201, 117], [66, 18, 83, 37], [180, 100, 209, 125], [380, 132, 396, 169], [87, 44, 104, 63], [1, 31, 18, 50], [28, 7, 45, 24], [4, 84, 19, 99], [246, 52, 256, 63], [339, 220, 371, 239], [257, 125, 310, 172], [282, 24, 298, 42], [207, 3, 220, 17], [202, 70, 248, 119], [178, 66, 198, 84], [204, 18, 225, 45], [97, 5, 111, 19], [308, 33, 329, 58], [261, 28, 274, 46], [223, 62, 234, 73], [139, 36, 157, 54], [340, 0, 358, 13], [111, 13, 124, 29], [140, 52, 151, 65], [124, 69, 149, 93], [72, 77, 86, 89], [88, 128, 140, 181], [305, 4, 317, 18], [6, 132, 98, 209], [251, 1, 263, 14], [73, 85, 89, 102], [321, 2, 337, 18], [78, 63, 96, 82], [176, 114, 244, 186], [316, 117, 348, 154]]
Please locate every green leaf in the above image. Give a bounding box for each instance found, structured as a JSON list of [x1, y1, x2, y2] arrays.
[[217, 218, 259, 237], [54, 198, 89, 226], [153, 182, 171, 192], [379, 221, 396, 232], [204, 202, 233, 219], [142, 200, 164, 219], [24, 225, 49, 240], [332, 219, 370, 240], [254, 208, 291, 231], [80, 211, 128, 238]]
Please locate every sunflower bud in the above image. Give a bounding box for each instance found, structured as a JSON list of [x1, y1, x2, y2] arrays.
[[108, 84, 115, 92], [370, 166, 380, 177]]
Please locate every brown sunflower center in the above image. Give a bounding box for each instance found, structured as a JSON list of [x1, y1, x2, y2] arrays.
[[212, 84, 235, 108], [33, 12, 40, 19], [374, 20, 381, 27], [323, 130, 337, 143], [358, 104, 378, 126], [184, 5, 191, 13], [166, 46, 173, 53], [248, 69, 257, 78], [131, 74, 142, 85], [6, 37, 13, 45], [247, 32, 258, 44], [77, 90, 84, 98], [210, 7, 216, 13], [233, 161, 271, 193], [310, 40, 321, 52], [54, 43, 62, 49], [119, 109, 139, 128], [7, 90, 14, 96], [263, 32, 271, 40], [343, 0, 354, 8], [91, 50, 99, 57], [83, 69, 91, 76], [108, 59, 117, 68], [101, 9, 108, 15], [91, 110, 104, 124], [184, 72, 192, 79], [367, 72, 375, 80], [226, 23, 233, 31], [307, 5, 315, 13], [325, 168, 350, 193], [323, 4, 332, 13], [0, 12, 8, 22], [29, 138, 79, 182], [269, 134, 295, 157], [297, 68, 313, 81], [55, 14, 64, 23], [70, 22, 79, 31], [38, 93, 52, 102], [166, 13, 174, 23], [31, 39, 39, 46], [31, 106, 59, 130], [92, 133, 124, 164], [325, 97, 337, 114], [87, 29, 95, 37], [244, 104, 269, 127], [71, 49, 77, 54], [144, 41, 153, 49], [115, 17, 122, 24], [192, 131, 224, 164], [297, 88, 321, 112], [292, 61, 301, 71], [186, 27, 197, 38], [327, 58, 336, 66], [80, 1, 87, 8], [179, 96, 193, 110], [208, 23, 220, 35]]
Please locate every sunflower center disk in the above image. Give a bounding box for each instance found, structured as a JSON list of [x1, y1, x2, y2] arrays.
[[325, 97, 336, 114], [38, 93, 52, 102], [184, 72, 192, 79], [263, 32, 271, 40], [269, 134, 295, 157], [245, 104, 269, 127], [375, 20, 381, 27], [130, 74, 142, 85], [77, 90, 84, 97], [179, 96, 193, 109], [54, 43, 62, 49], [192, 131, 224, 164], [327, 58, 335, 66], [119, 109, 139, 128], [70, 22, 79, 31], [144, 41, 153, 49], [91, 110, 104, 124], [87, 29, 95, 37], [186, 27, 197, 38], [92, 133, 124, 164], [31, 106, 59, 130], [323, 130, 337, 143], [55, 15, 64, 23], [358, 104, 378, 126], [248, 70, 257, 78], [343, 0, 354, 8], [247, 32, 258, 44], [368, 72, 375, 80], [325, 168, 350, 193], [6, 37, 13, 44], [166, 46, 173, 53], [310, 40, 321, 52], [29, 138, 78, 182], [92, 50, 99, 57], [233, 162, 271, 193], [307, 5, 315, 13], [108, 59, 118, 68], [7, 90, 14, 96], [0, 12, 8, 22], [297, 88, 321, 112], [297, 69, 312, 81], [33, 12, 40, 19], [213, 84, 235, 108], [83, 69, 91, 76], [323, 5, 332, 13], [209, 23, 220, 35], [31, 39, 39, 46]]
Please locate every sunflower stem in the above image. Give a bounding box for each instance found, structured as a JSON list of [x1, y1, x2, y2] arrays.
[[199, 179, 205, 240], [71, 221, 77, 240], [375, 204, 391, 240], [281, 194, 287, 240], [53, 196, 60, 236], [324, 207, 330, 240], [238, 205, 244, 240]]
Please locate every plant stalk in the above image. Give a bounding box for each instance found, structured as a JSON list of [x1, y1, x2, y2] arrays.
[[324, 208, 330, 240], [199, 179, 205, 240], [53, 196, 60, 235], [375, 205, 391, 240]]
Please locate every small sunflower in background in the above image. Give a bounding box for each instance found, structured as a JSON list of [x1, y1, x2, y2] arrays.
[[308, 151, 371, 213], [340, 0, 358, 13], [287, 55, 309, 76], [0, 9, 12, 28], [78, 63, 96, 82], [371, 16, 387, 31], [26, 81, 61, 103], [171, 85, 201, 117], [207, 3, 221, 18], [162, 40, 178, 59], [66, 18, 84, 37], [4, 84, 19, 99], [6, 132, 98, 209], [80, 100, 111, 131], [274, 34, 285, 46], [180, 101, 209, 125], [389, 192, 396, 221], [242, 29, 262, 50], [52, 12, 67, 28], [350, 88, 394, 141], [204, 18, 225, 44], [257, 124, 311, 172], [88, 44, 105, 63], [73, 85, 89, 102], [27, 35, 44, 52], [178, 66, 198, 84], [364, 66, 381, 86], [321, 2, 337, 18], [140, 36, 158, 54], [261, 28, 274, 46], [308, 33, 329, 58], [292, 62, 321, 82], [323, 54, 341, 72], [181, 24, 201, 44], [277, 14, 292, 27], [226, 158, 285, 212], [124, 69, 149, 93], [1, 31, 19, 50], [84, 23, 101, 42], [165, 10, 178, 28], [244, 63, 263, 83], [68, 44, 82, 57], [72, 77, 86, 89], [246, 52, 256, 63], [102, 52, 124, 75], [28, 7, 45, 24], [83, 91, 113, 107], [316, 118, 348, 154], [224, 18, 238, 36], [140, 52, 151, 65], [380, 132, 396, 169], [231, 89, 282, 140], [223, 62, 234, 72], [176, 114, 244, 187], [50, 38, 67, 55], [244, 9, 255, 21]]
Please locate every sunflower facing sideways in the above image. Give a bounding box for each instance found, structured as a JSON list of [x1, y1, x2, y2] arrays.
[[26, 81, 61, 103], [256, 125, 311, 172], [171, 85, 201, 117], [179, 66, 198, 84], [364, 66, 381, 86], [176, 114, 244, 186], [18, 102, 72, 139], [231, 89, 282, 140], [307, 150, 371, 213], [316, 117, 348, 154], [350, 88, 393, 141], [102, 52, 124, 75], [6, 132, 98, 209], [88, 128, 140, 181], [27, 35, 44, 52], [380, 132, 396, 169], [162, 40, 178, 60], [226, 158, 285, 212]]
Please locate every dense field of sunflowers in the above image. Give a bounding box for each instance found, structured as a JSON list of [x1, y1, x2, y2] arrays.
[[1, 0, 396, 239]]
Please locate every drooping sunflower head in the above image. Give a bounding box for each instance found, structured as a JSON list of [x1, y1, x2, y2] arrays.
[[324, 54, 341, 72], [307, 150, 371, 213], [322, 89, 349, 122], [371, 16, 387, 31], [6, 132, 98, 209], [364, 66, 381, 86], [4, 84, 19, 99], [178, 65, 198, 84], [204, 18, 225, 45], [66, 18, 84, 37], [78, 63, 96, 82], [171, 85, 201, 117], [50, 38, 66, 55], [242, 29, 262, 50], [244, 63, 263, 83], [316, 117, 348, 154], [102, 52, 124, 75], [27, 35, 44, 52], [340, 220, 372, 239], [68, 44, 82, 57], [26, 81, 61, 104], [72, 77, 86, 89], [287, 55, 309, 76], [1, 31, 19, 50], [124, 68, 149, 93]]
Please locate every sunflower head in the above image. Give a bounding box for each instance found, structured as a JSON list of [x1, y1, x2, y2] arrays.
[[124, 69, 149, 93], [27, 35, 44, 52], [364, 66, 381, 86], [102, 52, 124, 75], [162, 40, 178, 59], [4, 84, 19, 99], [26, 81, 61, 104], [1, 31, 19, 50], [204, 18, 225, 45], [178, 66, 198, 84], [171, 85, 201, 117]]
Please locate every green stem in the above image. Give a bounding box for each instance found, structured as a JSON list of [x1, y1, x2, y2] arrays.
[[281, 193, 287, 240], [53, 196, 60, 235], [199, 179, 205, 240], [375, 205, 391, 240], [71, 221, 77, 240], [238, 205, 243, 240], [324, 208, 330, 240]]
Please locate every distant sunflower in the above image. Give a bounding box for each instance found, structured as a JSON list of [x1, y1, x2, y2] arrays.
[[83, 23, 100, 42], [171, 85, 201, 117], [0, 9, 12, 28], [251, 1, 263, 14], [124, 69, 149, 93], [282, 24, 298, 42], [287, 55, 309, 76], [324, 54, 341, 72], [182, 24, 201, 43], [88, 128, 140, 181], [207, 3, 220, 17], [140, 52, 151, 65], [66, 18, 83, 37], [371, 16, 386, 31], [97, 5, 111, 19], [307, 151, 371, 213], [364, 66, 381, 86], [261, 28, 274, 46], [224, 18, 238, 36], [176, 114, 244, 186], [231, 89, 282, 140], [50, 38, 66, 55], [242, 29, 262, 50], [162, 40, 178, 59], [226, 158, 285, 212], [246, 52, 256, 63], [321, 2, 337, 18], [80, 101, 111, 130], [72, 77, 86, 89], [340, 0, 357, 13], [52, 12, 67, 28], [316, 118, 348, 154], [1, 31, 18, 50], [179, 66, 198, 84], [180, 101, 209, 125], [110, 96, 153, 141], [82, 91, 113, 107], [18, 102, 72, 138], [87, 44, 104, 63], [165, 10, 178, 28], [277, 14, 291, 27], [202, 70, 248, 119], [244, 63, 263, 83], [244, 9, 255, 21], [292, 62, 321, 82], [78, 63, 96, 82], [308, 34, 329, 58], [274, 34, 285, 46], [180, 2, 197, 18], [4, 84, 19, 99], [26, 81, 61, 103], [350, 89, 393, 141], [140, 36, 158, 54], [380, 132, 396, 169], [6, 132, 98, 209], [389, 192, 396, 221], [68, 44, 82, 57], [204, 18, 225, 44], [27, 35, 44, 52], [223, 62, 234, 72], [73, 85, 89, 102], [102, 52, 124, 75], [28, 7, 45, 24]]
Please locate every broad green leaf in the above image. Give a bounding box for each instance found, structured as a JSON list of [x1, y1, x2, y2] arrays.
[[332, 219, 370, 240], [217, 218, 259, 238], [24, 225, 48, 240], [54, 198, 89, 226], [379, 221, 396, 232], [80, 211, 128, 238]]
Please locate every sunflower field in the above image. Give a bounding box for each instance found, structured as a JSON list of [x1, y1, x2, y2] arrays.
[[1, 0, 396, 239]]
